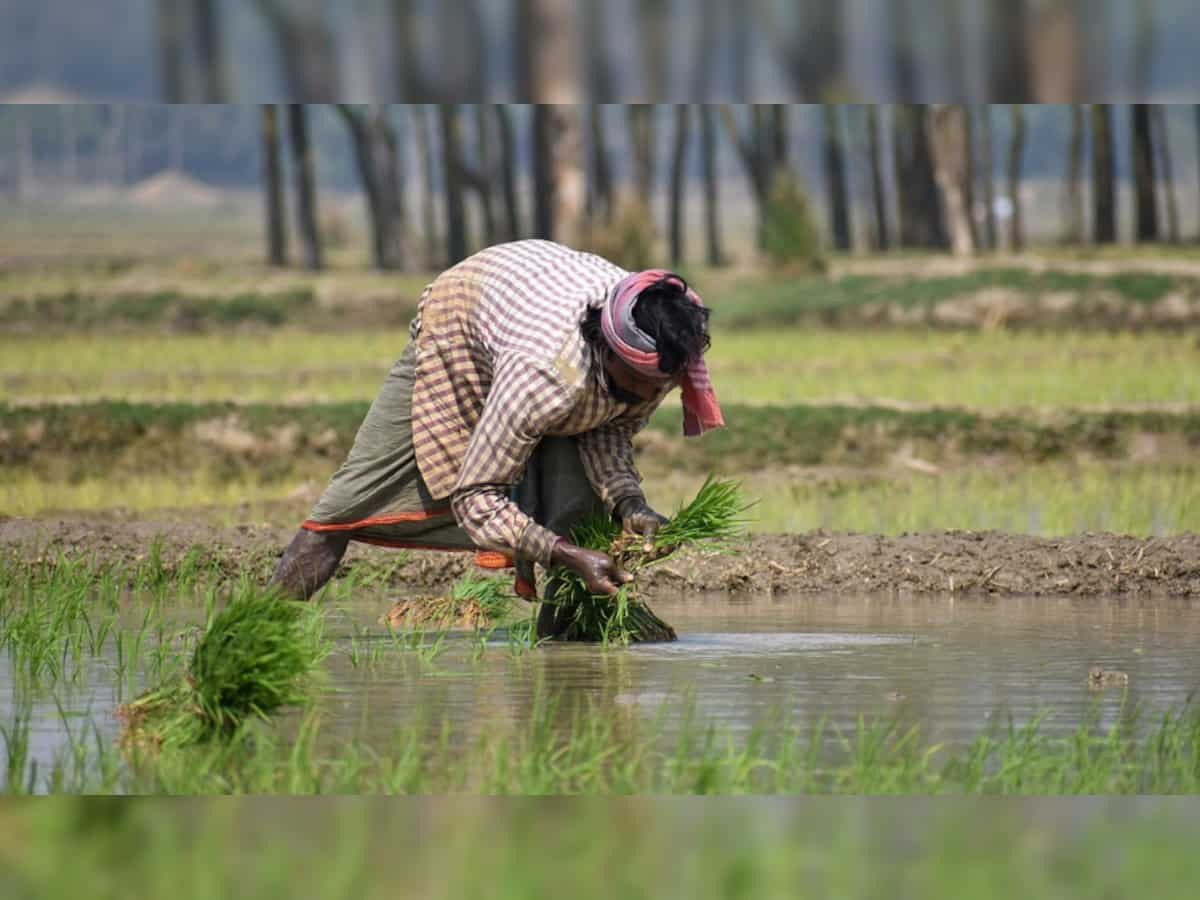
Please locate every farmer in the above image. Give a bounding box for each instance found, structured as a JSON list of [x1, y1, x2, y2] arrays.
[[269, 239, 723, 637]]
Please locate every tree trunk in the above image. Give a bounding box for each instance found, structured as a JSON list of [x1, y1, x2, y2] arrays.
[[1133, 0, 1155, 99], [668, 105, 690, 264], [515, 0, 582, 102], [392, 0, 425, 99], [1132, 104, 1159, 243], [823, 105, 852, 251], [337, 105, 404, 270], [253, 0, 340, 100], [532, 105, 555, 239], [719, 105, 774, 249], [157, 0, 185, 102], [940, 0, 967, 101], [698, 105, 725, 265], [495, 106, 521, 240], [1154, 106, 1180, 244], [192, 0, 228, 102], [439, 105, 468, 265], [550, 106, 587, 245], [767, 3, 843, 99], [866, 106, 890, 251], [1195, 106, 1200, 243], [1027, 0, 1083, 101], [988, 1, 1031, 100], [470, 106, 498, 246], [978, 106, 997, 251], [638, 0, 670, 98], [287, 104, 322, 270], [588, 106, 614, 222], [1062, 104, 1085, 244], [261, 105, 288, 266], [413, 106, 440, 268], [1007, 105, 1027, 251], [893, 104, 946, 249], [929, 105, 975, 256], [891, 0, 919, 100], [1091, 105, 1117, 244], [628, 105, 656, 199]]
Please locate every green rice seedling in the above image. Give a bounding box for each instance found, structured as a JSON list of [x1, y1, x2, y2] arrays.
[[380, 572, 520, 633], [544, 477, 750, 644], [117, 586, 329, 751]]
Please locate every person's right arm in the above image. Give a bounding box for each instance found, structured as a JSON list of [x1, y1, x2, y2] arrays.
[[450, 355, 631, 596]]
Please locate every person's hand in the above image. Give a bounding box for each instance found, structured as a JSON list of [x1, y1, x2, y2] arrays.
[[615, 496, 670, 555], [551, 541, 632, 596]]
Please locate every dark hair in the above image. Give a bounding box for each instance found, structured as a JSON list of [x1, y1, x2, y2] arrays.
[[581, 275, 711, 377]]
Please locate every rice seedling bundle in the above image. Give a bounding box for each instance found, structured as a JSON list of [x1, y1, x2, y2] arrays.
[[545, 477, 749, 644], [380, 573, 519, 631], [117, 588, 328, 752]]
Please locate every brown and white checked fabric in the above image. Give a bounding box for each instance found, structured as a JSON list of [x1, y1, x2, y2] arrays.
[[408, 240, 670, 568]]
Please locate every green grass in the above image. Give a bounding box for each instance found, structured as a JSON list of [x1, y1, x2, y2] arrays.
[[4, 797, 1198, 899], [649, 463, 1200, 537], [5, 329, 1197, 409]]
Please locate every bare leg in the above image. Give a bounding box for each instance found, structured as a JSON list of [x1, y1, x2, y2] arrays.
[[268, 528, 350, 601]]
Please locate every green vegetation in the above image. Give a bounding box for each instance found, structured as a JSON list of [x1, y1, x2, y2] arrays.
[[118, 588, 329, 750], [3, 798, 1198, 899], [6, 328, 1196, 409], [546, 478, 748, 644]]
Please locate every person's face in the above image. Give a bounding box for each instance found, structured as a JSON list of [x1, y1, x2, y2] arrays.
[[602, 348, 677, 404]]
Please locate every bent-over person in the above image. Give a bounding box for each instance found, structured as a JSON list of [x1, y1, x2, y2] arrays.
[[269, 240, 723, 638]]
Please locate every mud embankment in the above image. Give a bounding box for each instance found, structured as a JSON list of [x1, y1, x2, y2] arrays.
[[3, 516, 1196, 599]]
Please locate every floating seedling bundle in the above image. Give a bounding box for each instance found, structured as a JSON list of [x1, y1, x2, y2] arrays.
[[380, 572, 519, 631], [117, 587, 329, 752], [544, 477, 749, 644]]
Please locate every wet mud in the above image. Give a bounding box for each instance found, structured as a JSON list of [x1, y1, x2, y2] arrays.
[[3, 515, 1196, 599]]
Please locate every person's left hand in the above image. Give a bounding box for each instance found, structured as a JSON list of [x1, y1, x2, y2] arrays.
[[615, 497, 670, 555]]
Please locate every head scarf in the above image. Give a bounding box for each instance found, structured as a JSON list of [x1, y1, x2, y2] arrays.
[[600, 269, 725, 437]]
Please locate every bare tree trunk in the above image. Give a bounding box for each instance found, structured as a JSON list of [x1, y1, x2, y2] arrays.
[[588, 106, 615, 223], [494, 106, 521, 240], [1132, 104, 1159, 243], [638, 0, 670, 98], [287, 104, 322, 270], [337, 105, 404, 270], [1007, 105, 1027, 251], [254, 0, 340, 100], [157, 0, 186, 102], [893, 104, 946, 249], [1027, 0, 1083, 100], [823, 105, 852, 251], [988, 0, 1031, 100], [668, 105, 690, 264], [978, 106, 997, 250], [891, 0, 919, 100], [392, 0, 426, 99], [261, 105, 288, 266], [471, 106, 498, 245], [1062, 104, 1085, 244], [1154, 106, 1180, 244], [439, 105, 468, 265], [866, 106, 890, 251], [940, 0, 968, 101], [515, 0, 582, 102], [192, 0, 228, 102], [413, 106, 440, 268], [628, 105, 656, 198], [929, 105, 976, 257], [720, 105, 775, 249], [1133, 0, 1156, 100], [698, 105, 725, 265], [1195, 106, 1200, 242], [531, 105, 555, 238], [550, 107, 587, 245], [1091, 104, 1117, 244], [765, 3, 844, 99]]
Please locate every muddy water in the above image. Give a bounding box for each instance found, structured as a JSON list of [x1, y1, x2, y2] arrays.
[[3, 591, 1199, 785], [327, 592, 1200, 750]]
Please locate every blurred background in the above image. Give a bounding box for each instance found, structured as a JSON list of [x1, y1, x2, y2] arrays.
[[2, 0, 1200, 102]]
